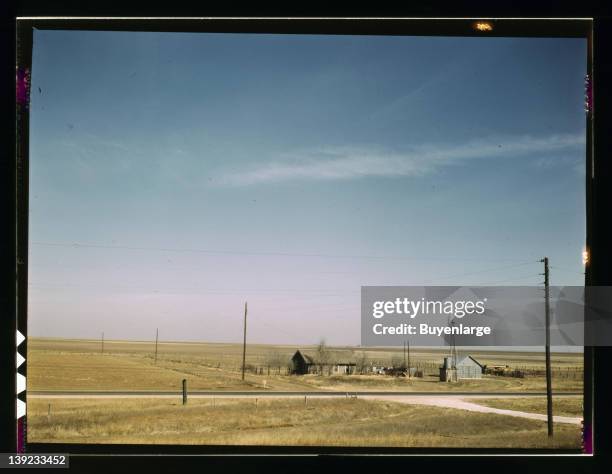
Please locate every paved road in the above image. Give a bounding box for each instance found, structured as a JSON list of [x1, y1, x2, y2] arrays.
[[28, 390, 582, 398]]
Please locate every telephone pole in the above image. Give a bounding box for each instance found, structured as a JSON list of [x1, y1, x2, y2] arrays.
[[541, 257, 553, 437], [449, 320, 458, 382], [154, 328, 159, 364], [241, 301, 248, 381], [449, 321, 457, 369], [407, 338, 411, 378], [101, 332, 104, 354]]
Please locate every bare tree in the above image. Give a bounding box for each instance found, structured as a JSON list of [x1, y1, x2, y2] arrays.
[[391, 355, 405, 370], [356, 351, 369, 374], [265, 350, 285, 374], [316, 338, 332, 375]]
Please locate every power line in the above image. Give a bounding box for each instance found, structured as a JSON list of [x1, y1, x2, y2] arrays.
[[29, 241, 535, 263], [26, 282, 359, 296], [549, 265, 586, 276], [420, 261, 538, 284], [477, 273, 543, 285], [27, 259, 545, 294]]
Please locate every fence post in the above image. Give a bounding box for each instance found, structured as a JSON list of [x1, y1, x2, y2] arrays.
[[182, 379, 187, 405]]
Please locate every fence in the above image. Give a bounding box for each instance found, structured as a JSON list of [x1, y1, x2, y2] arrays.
[[243, 364, 291, 376], [241, 361, 445, 377], [484, 366, 583, 380], [149, 355, 583, 380]]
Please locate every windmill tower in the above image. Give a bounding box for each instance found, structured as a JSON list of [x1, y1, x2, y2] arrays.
[[450, 320, 458, 371], [440, 319, 458, 382]]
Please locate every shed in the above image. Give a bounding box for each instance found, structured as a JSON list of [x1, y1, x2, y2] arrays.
[[440, 355, 483, 381], [290, 350, 314, 375], [290, 350, 356, 375]]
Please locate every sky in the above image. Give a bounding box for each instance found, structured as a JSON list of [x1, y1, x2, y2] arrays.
[[28, 30, 588, 346]]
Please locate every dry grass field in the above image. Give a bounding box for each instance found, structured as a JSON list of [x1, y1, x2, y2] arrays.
[[295, 373, 582, 392], [473, 397, 584, 417], [27, 338, 583, 393], [26, 338, 585, 449], [27, 397, 582, 448]]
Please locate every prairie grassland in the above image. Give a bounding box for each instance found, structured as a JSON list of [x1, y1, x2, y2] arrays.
[[27, 338, 303, 368], [27, 350, 324, 392], [27, 338, 583, 392], [297, 373, 582, 392], [27, 398, 582, 448], [28, 338, 584, 368], [473, 397, 584, 417]]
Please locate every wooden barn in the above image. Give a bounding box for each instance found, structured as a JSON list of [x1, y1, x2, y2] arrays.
[[290, 350, 356, 375], [440, 355, 483, 381]]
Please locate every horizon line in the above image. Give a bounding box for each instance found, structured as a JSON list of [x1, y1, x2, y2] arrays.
[[27, 336, 584, 353]]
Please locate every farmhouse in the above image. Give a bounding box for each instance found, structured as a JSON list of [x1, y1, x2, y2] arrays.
[[439, 355, 484, 382], [290, 350, 356, 375]]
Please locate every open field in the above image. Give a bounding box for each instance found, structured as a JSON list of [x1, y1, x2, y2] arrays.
[[27, 398, 582, 448], [293, 373, 582, 392], [473, 397, 584, 418], [27, 338, 584, 393], [26, 338, 584, 449], [28, 338, 585, 368]]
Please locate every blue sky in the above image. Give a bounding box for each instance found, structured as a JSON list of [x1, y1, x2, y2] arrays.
[[28, 30, 587, 345]]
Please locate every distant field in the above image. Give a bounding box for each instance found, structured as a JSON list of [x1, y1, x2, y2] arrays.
[[27, 338, 584, 393], [27, 398, 582, 448], [27, 338, 584, 368], [473, 397, 584, 417], [26, 338, 585, 449]]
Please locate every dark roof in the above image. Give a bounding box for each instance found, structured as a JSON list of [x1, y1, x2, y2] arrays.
[[293, 350, 355, 365]]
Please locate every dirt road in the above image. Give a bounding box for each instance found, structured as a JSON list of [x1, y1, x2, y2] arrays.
[[361, 395, 582, 425]]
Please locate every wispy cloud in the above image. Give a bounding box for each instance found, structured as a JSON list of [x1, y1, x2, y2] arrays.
[[531, 154, 583, 170], [215, 133, 586, 186]]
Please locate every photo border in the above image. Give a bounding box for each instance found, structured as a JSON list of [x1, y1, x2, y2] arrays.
[[12, 16, 601, 459]]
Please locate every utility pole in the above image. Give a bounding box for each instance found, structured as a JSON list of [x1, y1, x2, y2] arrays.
[[101, 332, 104, 354], [241, 301, 248, 381], [449, 320, 458, 382], [541, 257, 553, 437], [450, 321, 457, 368], [154, 328, 159, 364], [403, 341, 406, 367], [407, 338, 411, 378]]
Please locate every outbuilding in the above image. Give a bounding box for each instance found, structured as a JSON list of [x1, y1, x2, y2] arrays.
[[290, 350, 356, 375], [440, 355, 484, 381]]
